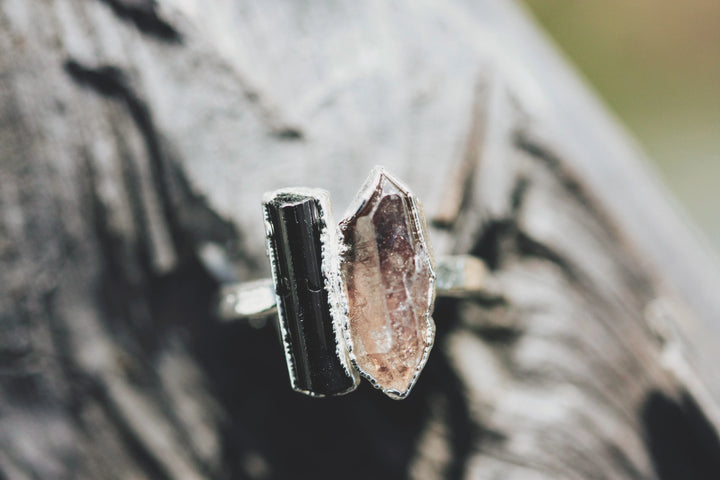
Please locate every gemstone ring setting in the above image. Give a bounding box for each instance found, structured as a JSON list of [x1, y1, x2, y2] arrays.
[[338, 168, 436, 399], [217, 167, 487, 399]]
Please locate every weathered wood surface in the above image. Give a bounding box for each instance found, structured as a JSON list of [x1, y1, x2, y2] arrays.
[[1, 0, 720, 479]]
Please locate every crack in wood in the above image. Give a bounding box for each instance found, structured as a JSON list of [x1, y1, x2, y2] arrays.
[[64, 59, 245, 272], [95, 0, 182, 43]]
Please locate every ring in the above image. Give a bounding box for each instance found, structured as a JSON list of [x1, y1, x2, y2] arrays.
[[217, 167, 487, 400]]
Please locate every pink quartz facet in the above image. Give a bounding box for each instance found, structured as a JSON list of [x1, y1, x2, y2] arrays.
[[339, 170, 435, 398]]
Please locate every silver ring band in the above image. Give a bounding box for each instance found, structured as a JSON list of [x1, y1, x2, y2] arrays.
[[217, 254, 487, 322], [219, 166, 488, 399]]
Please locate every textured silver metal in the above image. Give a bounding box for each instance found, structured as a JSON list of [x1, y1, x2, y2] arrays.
[[217, 278, 276, 322], [434, 255, 488, 298]]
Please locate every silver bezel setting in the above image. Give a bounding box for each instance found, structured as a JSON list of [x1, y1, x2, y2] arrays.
[[338, 166, 437, 400]]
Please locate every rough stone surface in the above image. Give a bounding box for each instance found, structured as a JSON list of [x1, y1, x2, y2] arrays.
[[339, 172, 435, 396]]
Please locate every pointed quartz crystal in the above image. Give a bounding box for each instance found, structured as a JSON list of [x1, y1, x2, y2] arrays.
[[339, 168, 436, 399]]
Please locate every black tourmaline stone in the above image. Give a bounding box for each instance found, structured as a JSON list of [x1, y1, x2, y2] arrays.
[[263, 191, 356, 396]]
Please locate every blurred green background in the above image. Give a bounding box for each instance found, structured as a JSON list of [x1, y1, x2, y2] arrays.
[[521, 1, 720, 252]]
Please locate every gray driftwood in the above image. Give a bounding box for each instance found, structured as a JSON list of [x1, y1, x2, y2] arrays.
[[1, 0, 720, 479]]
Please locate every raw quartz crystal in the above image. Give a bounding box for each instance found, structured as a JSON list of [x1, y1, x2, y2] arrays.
[[339, 169, 436, 398]]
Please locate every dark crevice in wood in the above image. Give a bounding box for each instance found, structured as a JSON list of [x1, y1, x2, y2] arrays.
[[513, 131, 630, 260], [426, 299, 493, 480], [239, 88, 306, 141], [65, 60, 187, 260], [66, 59, 245, 270], [469, 215, 583, 288], [433, 298, 462, 343], [472, 325, 522, 346], [468, 295, 509, 309], [510, 175, 530, 215], [513, 132, 595, 213], [64, 61, 129, 98], [144, 262, 222, 477], [163, 158, 257, 270], [642, 390, 720, 480], [113, 139, 155, 278], [457, 301, 522, 354], [513, 130, 650, 290], [470, 219, 515, 271], [514, 130, 659, 313], [442, 382, 485, 480], [82, 152, 155, 354], [515, 232, 584, 285], [95, 0, 182, 43]]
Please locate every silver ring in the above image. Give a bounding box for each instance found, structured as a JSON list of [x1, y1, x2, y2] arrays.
[[217, 167, 488, 400]]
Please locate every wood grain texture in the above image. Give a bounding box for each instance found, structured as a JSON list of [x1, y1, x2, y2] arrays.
[[1, 0, 719, 478]]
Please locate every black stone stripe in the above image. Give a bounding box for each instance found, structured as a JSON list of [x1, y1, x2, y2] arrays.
[[264, 193, 356, 396]]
